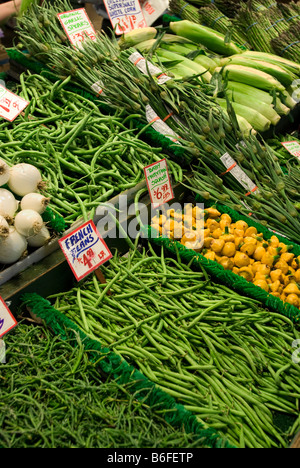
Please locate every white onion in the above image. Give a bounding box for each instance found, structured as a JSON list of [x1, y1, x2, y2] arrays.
[[8, 163, 45, 197], [27, 225, 51, 248], [0, 159, 10, 187], [0, 215, 9, 239], [0, 227, 28, 264], [20, 193, 50, 214], [0, 188, 19, 222], [14, 209, 44, 238]]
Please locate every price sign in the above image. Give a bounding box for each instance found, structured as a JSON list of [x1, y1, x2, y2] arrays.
[[144, 159, 174, 208], [281, 141, 300, 160], [0, 85, 29, 122], [103, 0, 147, 35], [0, 298, 17, 339], [140, 0, 168, 26], [57, 8, 96, 49], [59, 220, 112, 282]]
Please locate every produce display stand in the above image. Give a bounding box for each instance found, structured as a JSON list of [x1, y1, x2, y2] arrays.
[[1, 0, 300, 451]]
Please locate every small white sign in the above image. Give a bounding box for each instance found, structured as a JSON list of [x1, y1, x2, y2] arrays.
[[144, 158, 174, 208], [0, 85, 29, 122], [281, 141, 300, 160], [103, 0, 147, 35], [59, 220, 112, 282], [0, 298, 17, 339], [57, 8, 96, 49], [140, 0, 168, 26]]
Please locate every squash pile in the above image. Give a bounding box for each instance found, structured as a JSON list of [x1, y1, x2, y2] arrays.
[[151, 204, 300, 309]]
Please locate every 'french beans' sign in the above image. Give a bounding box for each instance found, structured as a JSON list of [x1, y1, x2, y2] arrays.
[[0, 298, 17, 339], [59, 221, 112, 281]]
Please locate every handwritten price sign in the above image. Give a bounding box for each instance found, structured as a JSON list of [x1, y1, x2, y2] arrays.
[[144, 159, 174, 208], [57, 8, 96, 49], [103, 0, 147, 35], [0, 298, 17, 339], [0, 85, 29, 122], [281, 141, 300, 160], [59, 221, 112, 282]]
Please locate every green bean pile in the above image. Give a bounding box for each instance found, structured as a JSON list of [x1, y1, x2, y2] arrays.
[[0, 322, 204, 448], [0, 72, 183, 225], [50, 243, 300, 448]]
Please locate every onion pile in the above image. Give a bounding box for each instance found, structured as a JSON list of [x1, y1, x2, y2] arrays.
[[0, 161, 51, 265]]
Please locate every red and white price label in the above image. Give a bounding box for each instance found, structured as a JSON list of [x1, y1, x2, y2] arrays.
[[281, 141, 300, 160], [103, 0, 147, 35], [59, 221, 112, 282], [144, 159, 174, 208], [0, 85, 29, 122], [0, 298, 17, 339], [57, 8, 96, 49]]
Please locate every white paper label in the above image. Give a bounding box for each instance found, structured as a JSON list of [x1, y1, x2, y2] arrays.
[[59, 220, 112, 282], [221, 152, 260, 195], [146, 105, 180, 143], [103, 0, 147, 35], [281, 141, 300, 160], [140, 0, 168, 26], [128, 52, 172, 84], [57, 9, 96, 49], [144, 159, 174, 208], [0, 85, 29, 122], [91, 81, 104, 96], [0, 339, 5, 363], [0, 298, 17, 339]]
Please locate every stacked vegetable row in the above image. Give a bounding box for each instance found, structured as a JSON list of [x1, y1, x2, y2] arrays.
[[0, 71, 184, 268], [150, 203, 300, 309], [0, 321, 209, 448], [45, 242, 300, 449], [13, 1, 300, 246], [169, 0, 300, 62], [0, 161, 52, 265], [128, 21, 299, 134]]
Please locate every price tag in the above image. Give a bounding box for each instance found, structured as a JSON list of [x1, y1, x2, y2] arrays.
[[0, 298, 17, 339], [281, 141, 300, 159], [220, 152, 260, 196], [144, 159, 174, 208], [59, 220, 112, 282], [0, 85, 29, 122], [140, 0, 168, 26], [103, 0, 147, 35], [57, 8, 96, 49]]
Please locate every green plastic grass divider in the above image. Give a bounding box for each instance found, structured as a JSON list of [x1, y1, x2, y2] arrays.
[[142, 195, 300, 325], [21, 292, 236, 449]]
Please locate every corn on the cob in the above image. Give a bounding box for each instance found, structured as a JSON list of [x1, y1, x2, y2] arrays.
[[220, 55, 296, 87], [155, 48, 212, 82], [225, 89, 281, 126], [241, 50, 300, 75], [118, 27, 157, 49], [220, 64, 286, 92], [226, 81, 290, 116], [160, 43, 218, 72], [169, 20, 242, 56], [217, 98, 272, 133]]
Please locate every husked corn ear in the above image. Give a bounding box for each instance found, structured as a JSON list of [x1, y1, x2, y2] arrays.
[[221, 64, 286, 92], [118, 27, 157, 49], [169, 20, 241, 56]]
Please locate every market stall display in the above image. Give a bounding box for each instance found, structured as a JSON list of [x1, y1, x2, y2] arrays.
[[23, 243, 300, 449], [0, 0, 299, 451]]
